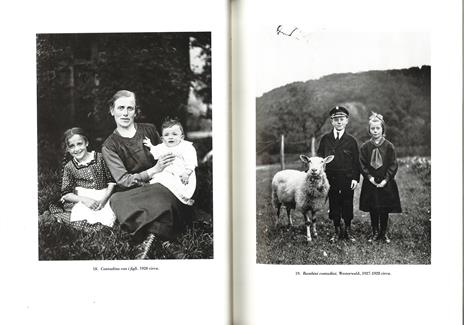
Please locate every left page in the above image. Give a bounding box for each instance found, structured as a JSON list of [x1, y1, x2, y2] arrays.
[[0, 1, 230, 324]]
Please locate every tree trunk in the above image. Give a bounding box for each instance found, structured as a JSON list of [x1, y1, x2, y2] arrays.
[[69, 64, 75, 123]]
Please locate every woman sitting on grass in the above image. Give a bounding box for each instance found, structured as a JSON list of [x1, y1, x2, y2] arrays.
[[102, 90, 193, 259], [49, 127, 116, 229]]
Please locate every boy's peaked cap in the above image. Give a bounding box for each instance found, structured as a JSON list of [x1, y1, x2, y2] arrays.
[[329, 106, 349, 118]]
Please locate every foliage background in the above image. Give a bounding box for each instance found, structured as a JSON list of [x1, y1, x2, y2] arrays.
[[37, 32, 212, 214], [256, 66, 431, 164]]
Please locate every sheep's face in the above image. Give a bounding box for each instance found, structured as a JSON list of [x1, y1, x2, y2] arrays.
[[300, 155, 334, 177]]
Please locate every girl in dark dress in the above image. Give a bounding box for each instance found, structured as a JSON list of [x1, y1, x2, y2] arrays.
[[359, 113, 402, 243], [102, 90, 192, 259]]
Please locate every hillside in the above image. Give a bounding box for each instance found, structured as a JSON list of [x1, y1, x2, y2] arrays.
[[256, 66, 430, 161]]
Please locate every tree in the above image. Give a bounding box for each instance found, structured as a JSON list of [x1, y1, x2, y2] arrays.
[[256, 66, 431, 161], [37, 33, 200, 168], [190, 33, 212, 118]]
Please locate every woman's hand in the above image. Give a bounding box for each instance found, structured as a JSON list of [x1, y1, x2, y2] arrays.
[[377, 180, 387, 188], [147, 153, 176, 177], [96, 184, 115, 210], [80, 197, 99, 210], [369, 176, 377, 186], [95, 198, 108, 210]]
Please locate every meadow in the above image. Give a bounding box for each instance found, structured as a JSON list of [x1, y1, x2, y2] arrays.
[[38, 160, 213, 260], [256, 156, 431, 264]]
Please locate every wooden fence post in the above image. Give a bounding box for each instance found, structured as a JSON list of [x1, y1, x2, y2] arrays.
[[280, 134, 285, 170], [311, 136, 315, 157]]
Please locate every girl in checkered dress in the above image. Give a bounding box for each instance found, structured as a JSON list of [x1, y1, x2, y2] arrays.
[[57, 127, 116, 227]]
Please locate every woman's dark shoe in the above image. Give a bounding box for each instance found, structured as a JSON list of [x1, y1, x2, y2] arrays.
[[345, 226, 356, 242], [162, 241, 187, 259], [135, 233, 156, 259], [368, 232, 379, 243]]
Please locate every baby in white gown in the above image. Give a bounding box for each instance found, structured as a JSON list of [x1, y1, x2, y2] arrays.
[[143, 119, 197, 205]]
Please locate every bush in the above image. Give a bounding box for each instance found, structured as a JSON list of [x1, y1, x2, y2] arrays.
[[38, 168, 61, 214], [257, 152, 274, 165], [397, 156, 431, 186], [396, 146, 430, 158], [194, 160, 213, 214]]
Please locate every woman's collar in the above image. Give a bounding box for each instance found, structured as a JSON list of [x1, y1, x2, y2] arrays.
[[114, 123, 138, 138]]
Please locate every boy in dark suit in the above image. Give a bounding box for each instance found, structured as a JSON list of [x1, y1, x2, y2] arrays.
[[317, 106, 360, 242]]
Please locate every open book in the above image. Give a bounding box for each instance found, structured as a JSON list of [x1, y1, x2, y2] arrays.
[[1, 0, 462, 324]]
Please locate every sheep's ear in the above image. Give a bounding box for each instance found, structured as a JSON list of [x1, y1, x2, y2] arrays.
[[324, 155, 334, 164], [300, 155, 310, 163]]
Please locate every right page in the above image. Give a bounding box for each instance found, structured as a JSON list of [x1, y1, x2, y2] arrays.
[[233, 0, 462, 324]]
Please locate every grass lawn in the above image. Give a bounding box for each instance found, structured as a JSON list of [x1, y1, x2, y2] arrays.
[[39, 216, 213, 260], [256, 156, 431, 264], [38, 164, 213, 260]]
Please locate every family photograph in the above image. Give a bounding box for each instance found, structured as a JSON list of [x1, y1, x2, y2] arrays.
[[37, 32, 213, 260]]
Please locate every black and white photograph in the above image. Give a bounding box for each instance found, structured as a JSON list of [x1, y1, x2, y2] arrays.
[[37, 32, 214, 260], [0, 0, 461, 324], [255, 27, 431, 264]]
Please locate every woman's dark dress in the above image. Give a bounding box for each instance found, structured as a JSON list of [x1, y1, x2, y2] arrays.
[[359, 138, 402, 213], [102, 123, 191, 240]]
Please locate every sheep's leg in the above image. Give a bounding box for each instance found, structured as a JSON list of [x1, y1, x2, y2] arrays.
[[304, 211, 312, 242], [311, 211, 318, 238], [274, 203, 281, 227], [286, 207, 293, 226]]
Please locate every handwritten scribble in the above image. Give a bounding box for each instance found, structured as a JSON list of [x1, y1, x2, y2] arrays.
[[276, 25, 298, 37], [276, 25, 312, 43]]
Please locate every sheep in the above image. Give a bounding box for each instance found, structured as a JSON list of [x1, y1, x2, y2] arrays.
[[271, 154, 334, 242]]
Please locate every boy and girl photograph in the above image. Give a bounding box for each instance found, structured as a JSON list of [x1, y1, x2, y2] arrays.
[[318, 105, 402, 244], [255, 28, 430, 265], [257, 100, 426, 265]]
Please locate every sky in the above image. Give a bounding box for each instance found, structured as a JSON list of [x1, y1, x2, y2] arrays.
[[256, 26, 430, 96]]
